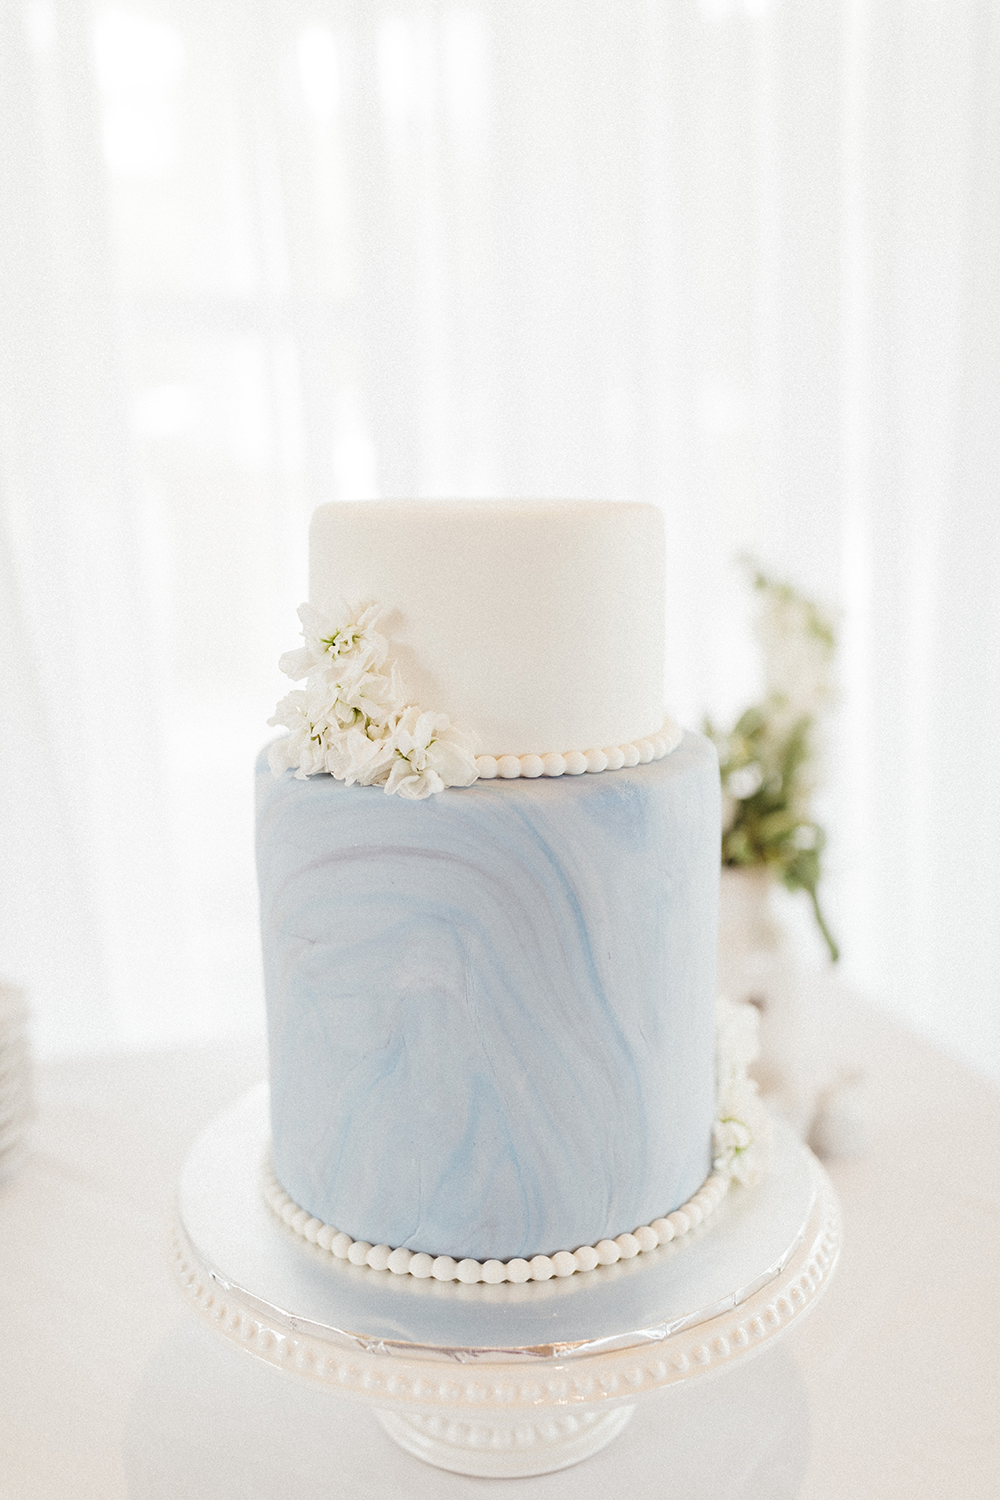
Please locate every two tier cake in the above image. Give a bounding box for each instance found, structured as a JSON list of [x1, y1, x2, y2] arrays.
[[257, 500, 761, 1285]]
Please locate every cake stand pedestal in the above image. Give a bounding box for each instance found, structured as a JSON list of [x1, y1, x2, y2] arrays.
[[172, 1085, 839, 1480]]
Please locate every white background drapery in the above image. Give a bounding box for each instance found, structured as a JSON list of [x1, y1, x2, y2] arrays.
[[1, 0, 998, 1081]]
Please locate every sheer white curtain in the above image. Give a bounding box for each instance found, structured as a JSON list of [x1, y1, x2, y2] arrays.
[[2, 0, 998, 1077]]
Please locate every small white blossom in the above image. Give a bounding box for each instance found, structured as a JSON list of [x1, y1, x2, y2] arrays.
[[326, 721, 398, 787], [267, 691, 328, 779], [726, 762, 764, 801], [383, 707, 479, 800], [712, 996, 772, 1185], [277, 600, 386, 678], [714, 1117, 752, 1156]]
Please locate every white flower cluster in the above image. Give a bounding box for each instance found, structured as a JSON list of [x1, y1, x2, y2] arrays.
[[756, 582, 835, 742], [267, 602, 479, 800], [713, 995, 772, 1186]]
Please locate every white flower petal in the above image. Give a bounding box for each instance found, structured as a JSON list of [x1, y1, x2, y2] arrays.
[[386, 760, 445, 799], [347, 735, 397, 786], [292, 736, 329, 779], [354, 601, 383, 632], [383, 759, 413, 795], [296, 600, 333, 637], [267, 689, 309, 730], [278, 645, 317, 681], [412, 709, 448, 750], [268, 736, 301, 776], [425, 735, 479, 788]]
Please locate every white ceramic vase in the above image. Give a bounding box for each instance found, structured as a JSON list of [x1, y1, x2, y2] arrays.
[[717, 868, 808, 1125]]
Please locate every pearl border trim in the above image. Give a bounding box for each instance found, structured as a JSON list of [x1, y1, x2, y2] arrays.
[[261, 1159, 731, 1283], [473, 718, 683, 781]]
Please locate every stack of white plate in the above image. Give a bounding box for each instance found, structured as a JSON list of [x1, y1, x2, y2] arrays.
[[0, 982, 33, 1178]]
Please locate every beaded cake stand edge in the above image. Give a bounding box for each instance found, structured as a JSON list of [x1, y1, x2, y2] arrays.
[[171, 1111, 839, 1479]]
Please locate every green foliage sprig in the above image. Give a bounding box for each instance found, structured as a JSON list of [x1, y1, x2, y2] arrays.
[[704, 565, 839, 963]]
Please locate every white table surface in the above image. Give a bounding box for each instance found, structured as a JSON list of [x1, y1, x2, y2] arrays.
[[2, 988, 998, 1500]]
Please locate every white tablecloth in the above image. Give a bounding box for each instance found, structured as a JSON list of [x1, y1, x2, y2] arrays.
[[1, 991, 997, 1499]]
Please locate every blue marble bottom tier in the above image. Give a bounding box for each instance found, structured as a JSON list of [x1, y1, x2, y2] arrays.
[[256, 732, 720, 1263]]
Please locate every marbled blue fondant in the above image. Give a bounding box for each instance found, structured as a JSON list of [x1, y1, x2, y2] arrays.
[[256, 733, 720, 1263]]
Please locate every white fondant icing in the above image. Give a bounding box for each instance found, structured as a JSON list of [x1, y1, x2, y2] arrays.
[[308, 501, 667, 758]]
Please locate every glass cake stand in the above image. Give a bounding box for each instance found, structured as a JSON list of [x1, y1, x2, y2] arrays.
[[172, 1084, 840, 1480]]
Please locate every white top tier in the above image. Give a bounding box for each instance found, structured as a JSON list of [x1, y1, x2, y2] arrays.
[[308, 499, 666, 759]]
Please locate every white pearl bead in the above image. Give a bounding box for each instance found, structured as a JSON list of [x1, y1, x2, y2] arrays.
[[506, 1259, 531, 1283], [456, 1258, 483, 1283], [519, 754, 544, 778], [541, 753, 566, 777], [633, 1225, 658, 1253], [303, 1218, 322, 1243], [614, 1233, 640, 1259], [622, 743, 641, 768], [280, 1203, 298, 1225], [408, 1252, 434, 1278], [603, 746, 626, 771], [316, 1224, 336, 1252], [685, 1201, 704, 1228], [366, 1243, 392, 1271], [481, 1259, 507, 1284], [431, 1256, 458, 1281], [529, 1255, 555, 1281], [595, 1239, 620, 1265], [666, 1210, 691, 1236], [563, 750, 587, 775], [651, 1218, 674, 1244], [348, 1241, 372, 1266], [635, 739, 654, 763], [291, 1208, 311, 1232], [584, 749, 608, 773], [331, 1231, 352, 1258], [552, 1250, 578, 1277], [497, 755, 521, 779], [387, 1247, 413, 1274], [475, 756, 498, 779], [573, 1245, 600, 1272]]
